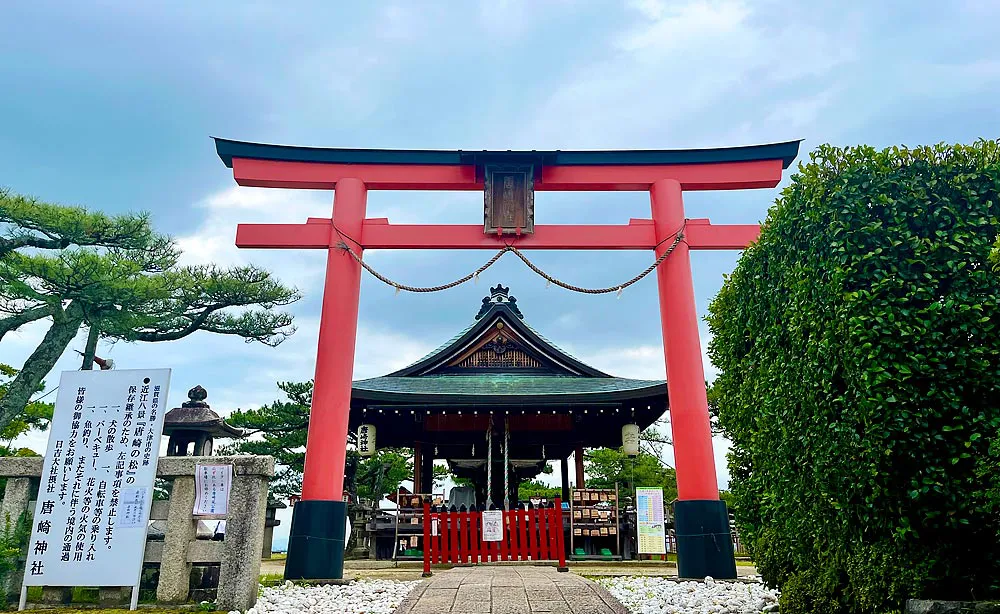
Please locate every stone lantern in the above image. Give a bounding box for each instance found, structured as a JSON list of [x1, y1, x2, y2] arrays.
[[163, 386, 243, 456]]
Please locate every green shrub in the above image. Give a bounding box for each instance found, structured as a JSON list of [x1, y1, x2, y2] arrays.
[[707, 140, 1000, 613], [0, 511, 30, 605]]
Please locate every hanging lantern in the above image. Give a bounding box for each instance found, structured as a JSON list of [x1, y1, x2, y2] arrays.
[[622, 423, 640, 456], [357, 424, 376, 457]]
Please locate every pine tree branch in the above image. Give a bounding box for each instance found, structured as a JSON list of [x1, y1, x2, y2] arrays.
[[0, 303, 84, 428], [0, 304, 56, 342], [0, 235, 71, 257]]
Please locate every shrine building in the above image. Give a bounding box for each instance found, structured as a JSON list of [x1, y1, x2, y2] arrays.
[[348, 284, 667, 508]]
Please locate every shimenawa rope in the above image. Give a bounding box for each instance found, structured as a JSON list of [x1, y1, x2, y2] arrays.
[[334, 223, 685, 296]]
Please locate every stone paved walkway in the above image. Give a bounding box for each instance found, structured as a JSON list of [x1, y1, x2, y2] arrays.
[[394, 566, 627, 614]]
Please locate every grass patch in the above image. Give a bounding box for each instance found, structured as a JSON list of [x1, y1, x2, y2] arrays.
[[259, 573, 284, 587]]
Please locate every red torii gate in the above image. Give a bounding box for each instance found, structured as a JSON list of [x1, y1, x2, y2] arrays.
[[214, 138, 800, 580]]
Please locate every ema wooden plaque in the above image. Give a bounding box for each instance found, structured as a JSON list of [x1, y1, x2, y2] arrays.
[[484, 164, 534, 234]]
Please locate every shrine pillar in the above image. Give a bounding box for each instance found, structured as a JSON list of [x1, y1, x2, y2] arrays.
[[284, 178, 367, 581], [560, 457, 570, 502], [413, 442, 423, 493], [574, 446, 585, 488], [650, 178, 736, 579], [421, 444, 435, 497]]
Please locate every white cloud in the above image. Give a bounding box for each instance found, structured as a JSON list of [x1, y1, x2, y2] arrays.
[[521, 0, 856, 149], [175, 185, 332, 287], [554, 311, 582, 330]]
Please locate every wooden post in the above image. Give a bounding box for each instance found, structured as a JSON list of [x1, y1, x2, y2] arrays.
[[421, 445, 434, 497], [575, 446, 586, 488], [421, 502, 432, 577], [413, 442, 422, 494], [554, 498, 568, 571], [560, 457, 570, 502]]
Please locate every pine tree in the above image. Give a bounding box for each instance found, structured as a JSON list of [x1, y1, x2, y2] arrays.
[[0, 189, 299, 428]]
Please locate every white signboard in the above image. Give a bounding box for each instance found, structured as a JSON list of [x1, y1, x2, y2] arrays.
[[482, 510, 503, 542], [193, 464, 232, 516], [636, 487, 666, 554], [24, 369, 171, 587]]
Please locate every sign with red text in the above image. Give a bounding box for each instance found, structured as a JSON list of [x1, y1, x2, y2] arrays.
[[23, 369, 171, 587]]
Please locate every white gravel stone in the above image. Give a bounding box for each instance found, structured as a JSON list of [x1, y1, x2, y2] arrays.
[[238, 578, 421, 614], [598, 576, 780, 614]]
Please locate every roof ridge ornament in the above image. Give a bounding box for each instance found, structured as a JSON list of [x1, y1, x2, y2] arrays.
[[476, 285, 524, 320]]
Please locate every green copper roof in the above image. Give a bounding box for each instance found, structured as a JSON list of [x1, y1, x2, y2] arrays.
[[355, 286, 667, 403], [388, 290, 609, 377], [393, 321, 477, 374], [352, 374, 666, 403]]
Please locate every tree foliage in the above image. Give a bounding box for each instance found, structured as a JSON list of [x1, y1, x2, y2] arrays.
[[0, 190, 299, 428], [0, 188, 156, 257], [518, 479, 561, 500], [585, 447, 677, 505], [0, 363, 53, 447], [354, 449, 412, 502], [222, 380, 417, 502], [221, 381, 311, 496], [707, 141, 1000, 613], [0, 362, 52, 496]]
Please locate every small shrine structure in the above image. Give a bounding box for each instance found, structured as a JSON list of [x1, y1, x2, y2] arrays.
[[349, 285, 666, 508]]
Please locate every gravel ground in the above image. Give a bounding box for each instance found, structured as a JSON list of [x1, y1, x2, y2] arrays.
[[598, 576, 780, 614], [235, 579, 422, 614]]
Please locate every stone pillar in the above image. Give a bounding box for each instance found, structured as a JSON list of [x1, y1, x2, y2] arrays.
[[2, 477, 32, 601], [0, 460, 39, 602], [40, 587, 72, 604], [157, 475, 197, 603], [217, 456, 272, 612], [98, 587, 132, 607], [0, 476, 31, 527], [0, 474, 32, 598], [262, 504, 278, 559]]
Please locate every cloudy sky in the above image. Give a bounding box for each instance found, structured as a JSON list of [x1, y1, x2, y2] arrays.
[[2, 0, 999, 544]]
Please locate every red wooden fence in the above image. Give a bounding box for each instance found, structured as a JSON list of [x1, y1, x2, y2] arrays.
[[423, 498, 567, 575]]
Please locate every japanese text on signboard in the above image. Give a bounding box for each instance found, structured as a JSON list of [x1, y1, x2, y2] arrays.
[[24, 370, 171, 587]]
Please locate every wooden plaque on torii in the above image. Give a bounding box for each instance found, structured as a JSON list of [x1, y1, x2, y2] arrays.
[[484, 164, 534, 235]]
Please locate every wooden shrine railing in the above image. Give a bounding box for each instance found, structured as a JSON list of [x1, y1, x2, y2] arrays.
[[422, 499, 567, 575]]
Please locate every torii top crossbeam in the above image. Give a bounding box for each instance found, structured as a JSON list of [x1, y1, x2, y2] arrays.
[[215, 137, 800, 581], [218, 138, 800, 251]]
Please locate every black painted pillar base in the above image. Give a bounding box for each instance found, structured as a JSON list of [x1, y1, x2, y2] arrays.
[[284, 500, 347, 581], [674, 499, 737, 579]]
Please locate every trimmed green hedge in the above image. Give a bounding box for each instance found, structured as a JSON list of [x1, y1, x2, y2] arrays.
[[707, 140, 1000, 613]]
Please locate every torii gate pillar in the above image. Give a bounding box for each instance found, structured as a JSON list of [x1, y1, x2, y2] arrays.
[[283, 178, 367, 580], [216, 137, 800, 581], [652, 179, 736, 579]]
